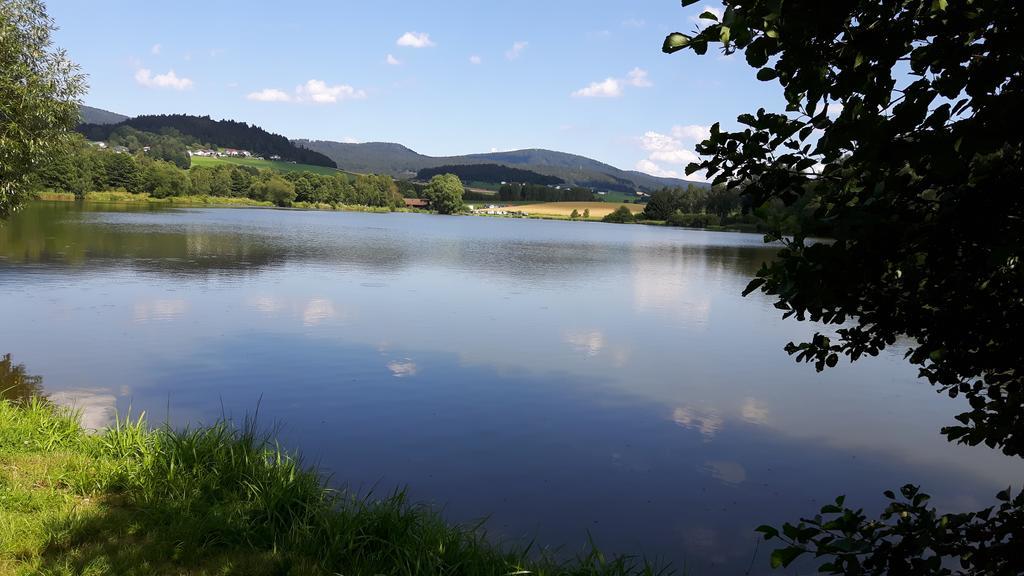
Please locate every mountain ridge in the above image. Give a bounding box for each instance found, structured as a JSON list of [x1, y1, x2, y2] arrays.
[[296, 140, 705, 193]]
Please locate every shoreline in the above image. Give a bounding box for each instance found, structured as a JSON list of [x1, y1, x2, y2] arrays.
[[34, 191, 764, 234], [0, 398, 659, 575]]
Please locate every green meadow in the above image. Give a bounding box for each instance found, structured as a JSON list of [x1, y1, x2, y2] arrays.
[[189, 155, 348, 176]]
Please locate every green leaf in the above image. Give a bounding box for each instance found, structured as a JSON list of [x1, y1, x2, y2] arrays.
[[699, 10, 719, 21], [755, 524, 780, 539], [757, 68, 779, 81], [680, 0, 701, 6], [720, 25, 731, 43], [743, 277, 767, 296], [996, 486, 1012, 501], [662, 33, 692, 54], [931, 0, 948, 11], [770, 547, 805, 569]]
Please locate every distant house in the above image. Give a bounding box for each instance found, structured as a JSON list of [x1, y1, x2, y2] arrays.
[[142, 146, 151, 153], [269, 155, 281, 161], [90, 141, 107, 149], [403, 198, 430, 209], [111, 145, 129, 154]]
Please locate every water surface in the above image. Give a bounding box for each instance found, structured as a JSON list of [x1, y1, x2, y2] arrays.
[[1, 202, 1018, 573]]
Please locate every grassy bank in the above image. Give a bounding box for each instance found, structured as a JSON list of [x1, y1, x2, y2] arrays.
[[34, 191, 422, 214], [0, 399, 661, 576]]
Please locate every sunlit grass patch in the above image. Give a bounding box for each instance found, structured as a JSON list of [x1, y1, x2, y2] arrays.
[[0, 399, 666, 576]]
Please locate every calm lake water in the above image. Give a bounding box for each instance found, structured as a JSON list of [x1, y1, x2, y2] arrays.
[[1, 202, 1020, 573]]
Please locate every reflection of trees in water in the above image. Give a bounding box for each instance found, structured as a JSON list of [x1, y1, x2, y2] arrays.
[[1, 203, 777, 283], [0, 354, 44, 401], [0, 203, 412, 277]]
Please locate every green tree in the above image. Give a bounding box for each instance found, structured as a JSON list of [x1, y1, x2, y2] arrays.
[[642, 188, 682, 220], [665, 0, 1024, 571], [0, 0, 85, 217], [252, 175, 296, 207], [569, 209, 580, 219], [423, 173, 465, 214], [141, 159, 190, 198], [601, 205, 635, 223], [103, 153, 141, 192], [583, 208, 590, 219]]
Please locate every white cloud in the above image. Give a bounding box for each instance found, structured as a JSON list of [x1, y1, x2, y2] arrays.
[[635, 159, 681, 178], [296, 79, 366, 103], [468, 55, 482, 65], [397, 31, 435, 48], [151, 43, 161, 55], [247, 88, 292, 102], [626, 67, 652, 87], [635, 130, 706, 181], [671, 124, 711, 142], [386, 53, 401, 66], [341, 136, 360, 144], [246, 80, 366, 104], [622, 17, 646, 28], [505, 40, 528, 60], [572, 78, 622, 98], [134, 68, 193, 90], [573, 68, 652, 98]]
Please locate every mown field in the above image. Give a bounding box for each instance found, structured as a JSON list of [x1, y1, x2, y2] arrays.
[[190, 156, 346, 176], [513, 202, 645, 218]]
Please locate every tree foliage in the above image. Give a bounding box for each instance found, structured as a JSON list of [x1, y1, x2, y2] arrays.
[[601, 205, 635, 224], [666, 0, 1023, 571], [0, 0, 85, 218], [423, 173, 465, 214], [667, 0, 1024, 453]]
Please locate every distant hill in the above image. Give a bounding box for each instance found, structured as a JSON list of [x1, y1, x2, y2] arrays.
[[296, 140, 705, 193], [79, 105, 128, 125], [79, 114, 337, 168], [417, 164, 563, 186]]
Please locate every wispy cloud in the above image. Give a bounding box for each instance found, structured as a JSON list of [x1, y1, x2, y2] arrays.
[[135, 68, 193, 90], [150, 43, 161, 55], [397, 31, 435, 48], [246, 80, 366, 104], [386, 54, 401, 66], [626, 67, 652, 87], [622, 17, 646, 28], [246, 88, 292, 102], [468, 54, 482, 65], [572, 67, 652, 98], [505, 40, 528, 60]]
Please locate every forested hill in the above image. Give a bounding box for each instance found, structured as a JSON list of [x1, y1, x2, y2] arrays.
[[79, 105, 128, 125], [79, 115, 337, 168], [417, 164, 563, 186], [296, 140, 703, 193]]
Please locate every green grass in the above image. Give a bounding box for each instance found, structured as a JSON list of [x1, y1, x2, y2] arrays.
[[594, 191, 638, 203], [0, 399, 665, 576], [81, 191, 276, 207], [189, 156, 348, 176]]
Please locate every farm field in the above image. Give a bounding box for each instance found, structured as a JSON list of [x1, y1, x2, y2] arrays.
[[190, 156, 346, 176], [512, 201, 645, 218]]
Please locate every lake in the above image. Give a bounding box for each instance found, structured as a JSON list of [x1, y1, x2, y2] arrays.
[[1, 202, 1019, 574]]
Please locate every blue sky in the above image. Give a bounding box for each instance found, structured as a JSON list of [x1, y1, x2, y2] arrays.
[[49, 0, 783, 178]]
